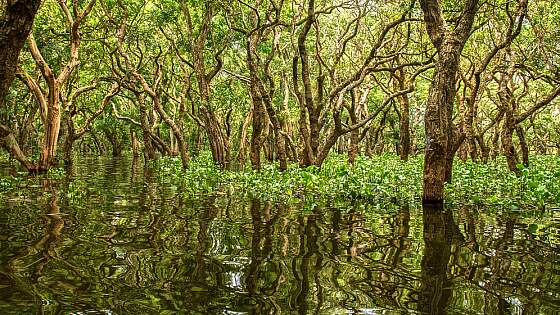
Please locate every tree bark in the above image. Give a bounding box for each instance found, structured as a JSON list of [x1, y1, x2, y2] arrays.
[[393, 69, 411, 161], [0, 0, 41, 106], [0, 0, 41, 171], [131, 129, 140, 157], [419, 0, 479, 203]]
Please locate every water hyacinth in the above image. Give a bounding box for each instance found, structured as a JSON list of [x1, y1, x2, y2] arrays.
[[149, 152, 560, 211]]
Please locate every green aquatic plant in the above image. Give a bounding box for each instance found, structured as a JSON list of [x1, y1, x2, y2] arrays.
[[151, 153, 560, 210]]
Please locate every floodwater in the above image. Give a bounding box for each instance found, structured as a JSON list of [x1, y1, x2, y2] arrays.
[[0, 157, 559, 314]]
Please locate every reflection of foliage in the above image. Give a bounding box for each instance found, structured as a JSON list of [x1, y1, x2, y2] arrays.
[[0, 157, 558, 314]]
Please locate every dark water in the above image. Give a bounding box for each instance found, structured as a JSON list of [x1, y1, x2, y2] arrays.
[[0, 157, 559, 314]]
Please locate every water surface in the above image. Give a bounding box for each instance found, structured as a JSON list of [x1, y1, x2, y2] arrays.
[[1, 156, 559, 314]]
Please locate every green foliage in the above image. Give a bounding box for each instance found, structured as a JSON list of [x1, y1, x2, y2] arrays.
[[447, 156, 560, 210], [151, 152, 560, 210]]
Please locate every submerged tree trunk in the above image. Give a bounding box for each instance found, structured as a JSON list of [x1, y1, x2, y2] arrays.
[[419, 0, 478, 203], [62, 116, 75, 164], [0, 124, 36, 171], [104, 129, 123, 157], [131, 129, 140, 157], [38, 86, 61, 171]]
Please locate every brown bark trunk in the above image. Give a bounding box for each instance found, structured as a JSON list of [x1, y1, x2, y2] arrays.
[[62, 116, 75, 164], [347, 95, 359, 164], [475, 134, 489, 163], [348, 129, 359, 164], [203, 108, 230, 169], [264, 135, 274, 163], [422, 52, 461, 202], [501, 110, 520, 174], [236, 110, 252, 168], [153, 98, 189, 168], [515, 125, 529, 167], [497, 50, 521, 174], [89, 128, 105, 154], [104, 129, 123, 157], [0, 0, 41, 105], [249, 96, 267, 170], [0, 0, 41, 171], [490, 122, 501, 160], [393, 69, 411, 161], [419, 0, 478, 203], [0, 124, 36, 171], [38, 90, 61, 171], [131, 129, 140, 157], [139, 96, 157, 161]]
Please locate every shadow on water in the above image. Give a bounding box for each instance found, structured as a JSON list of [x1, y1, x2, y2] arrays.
[[0, 156, 559, 314]]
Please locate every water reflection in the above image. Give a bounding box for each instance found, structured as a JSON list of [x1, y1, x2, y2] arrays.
[[0, 157, 558, 314], [418, 204, 458, 315]]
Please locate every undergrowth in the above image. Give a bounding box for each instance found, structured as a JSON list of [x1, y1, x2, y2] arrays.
[[153, 152, 560, 211], [1, 152, 558, 211]]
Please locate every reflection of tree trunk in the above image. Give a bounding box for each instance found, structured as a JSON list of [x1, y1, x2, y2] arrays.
[[247, 200, 283, 311], [391, 205, 410, 266], [247, 199, 264, 297], [5, 182, 67, 314], [7, 181, 64, 282], [193, 198, 218, 288], [418, 204, 459, 314], [292, 212, 322, 315]]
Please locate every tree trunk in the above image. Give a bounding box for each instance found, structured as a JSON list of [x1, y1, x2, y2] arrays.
[[249, 90, 267, 170], [236, 110, 252, 168], [0, 0, 41, 105], [475, 134, 489, 163], [38, 91, 61, 171], [394, 69, 411, 161], [0, 0, 41, 171], [131, 129, 140, 157], [62, 116, 75, 165], [104, 129, 123, 157], [501, 109, 520, 174], [419, 0, 478, 203], [0, 124, 35, 171], [515, 125, 529, 167], [348, 128, 359, 164]]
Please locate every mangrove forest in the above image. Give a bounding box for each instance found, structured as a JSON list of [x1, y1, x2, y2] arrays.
[[0, 0, 559, 313]]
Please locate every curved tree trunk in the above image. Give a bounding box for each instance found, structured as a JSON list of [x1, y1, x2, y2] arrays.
[[0, 0, 41, 172]]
